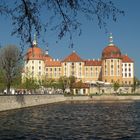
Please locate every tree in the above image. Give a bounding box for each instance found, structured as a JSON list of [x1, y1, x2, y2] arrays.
[[0, 45, 22, 94], [68, 76, 76, 93], [0, 0, 124, 47], [113, 82, 120, 93], [132, 77, 139, 93], [0, 69, 5, 92], [22, 78, 39, 90], [59, 76, 69, 92]]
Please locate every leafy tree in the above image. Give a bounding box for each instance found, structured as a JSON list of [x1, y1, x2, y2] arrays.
[[68, 76, 76, 93], [58, 76, 69, 92], [113, 82, 120, 93], [132, 77, 139, 93], [43, 78, 55, 88], [0, 69, 5, 92], [0, 0, 124, 47], [22, 78, 39, 90], [0, 45, 22, 93]]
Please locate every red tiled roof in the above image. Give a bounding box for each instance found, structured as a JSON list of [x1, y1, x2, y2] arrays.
[[46, 61, 61, 67], [102, 45, 121, 59], [72, 82, 90, 88], [85, 60, 102, 66], [122, 55, 133, 63], [44, 54, 53, 62], [62, 52, 83, 62], [26, 46, 44, 60]]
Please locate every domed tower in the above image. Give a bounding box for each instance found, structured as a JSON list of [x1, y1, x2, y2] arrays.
[[24, 34, 45, 81], [101, 33, 122, 84]]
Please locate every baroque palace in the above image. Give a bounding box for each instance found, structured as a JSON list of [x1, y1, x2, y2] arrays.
[[22, 34, 134, 86]]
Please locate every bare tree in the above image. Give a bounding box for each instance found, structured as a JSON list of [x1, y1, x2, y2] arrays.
[[0, 0, 124, 47], [0, 45, 22, 93]]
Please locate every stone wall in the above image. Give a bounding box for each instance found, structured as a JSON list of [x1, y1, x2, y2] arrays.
[[0, 95, 65, 112], [1, 94, 140, 112], [66, 95, 140, 102]]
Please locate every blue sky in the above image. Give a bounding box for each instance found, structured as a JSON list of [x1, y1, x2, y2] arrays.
[[0, 0, 140, 79]]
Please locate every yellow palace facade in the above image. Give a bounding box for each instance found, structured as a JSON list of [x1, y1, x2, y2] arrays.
[[22, 34, 134, 85]]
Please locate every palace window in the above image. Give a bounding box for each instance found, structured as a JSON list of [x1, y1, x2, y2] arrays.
[[125, 73, 127, 77]]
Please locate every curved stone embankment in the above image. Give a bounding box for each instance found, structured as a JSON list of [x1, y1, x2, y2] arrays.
[[1, 95, 140, 112], [0, 95, 65, 112], [66, 95, 140, 102]]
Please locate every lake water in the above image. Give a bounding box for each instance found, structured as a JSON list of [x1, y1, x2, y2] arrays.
[[0, 101, 140, 140]]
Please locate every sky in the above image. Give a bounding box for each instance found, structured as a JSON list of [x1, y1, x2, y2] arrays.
[[0, 0, 140, 79]]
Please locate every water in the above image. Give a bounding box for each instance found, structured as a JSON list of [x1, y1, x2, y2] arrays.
[[0, 102, 140, 140]]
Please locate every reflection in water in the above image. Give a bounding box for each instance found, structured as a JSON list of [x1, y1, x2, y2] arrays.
[[0, 102, 140, 139]]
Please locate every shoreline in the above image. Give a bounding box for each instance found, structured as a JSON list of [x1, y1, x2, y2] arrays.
[[0, 94, 140, 112]]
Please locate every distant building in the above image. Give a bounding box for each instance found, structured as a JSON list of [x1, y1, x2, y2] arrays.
[[22, 34, 134, 86]]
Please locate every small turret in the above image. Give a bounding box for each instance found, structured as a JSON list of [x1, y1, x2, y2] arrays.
[[45, 44, 49, 55], [109, 33, 114, 46], [33, 33, 37, 46]]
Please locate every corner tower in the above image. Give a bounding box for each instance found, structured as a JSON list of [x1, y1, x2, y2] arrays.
[[23, 34, 45, 81], [101, 33, 122, 84]]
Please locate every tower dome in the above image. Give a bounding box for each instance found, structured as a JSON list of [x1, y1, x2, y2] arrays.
[[26, 34, 44, 60], [102, 33, 121, 59]]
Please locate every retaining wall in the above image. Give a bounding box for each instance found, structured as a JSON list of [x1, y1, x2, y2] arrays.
[[1, 95, 140, 112], [66, 95, 140, 102], [0, 94, 65, 112]]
